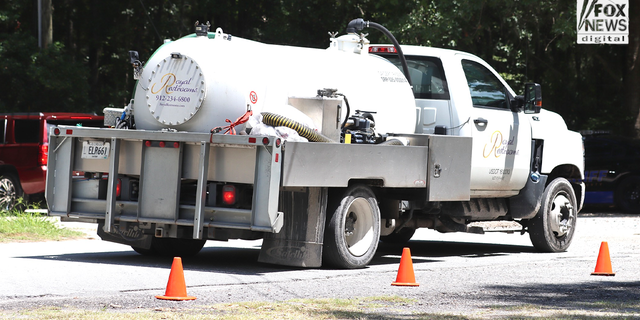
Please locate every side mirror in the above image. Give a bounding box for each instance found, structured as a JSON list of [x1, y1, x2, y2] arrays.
[[129, 51, 140, 64], [524, 83, 542, 114]]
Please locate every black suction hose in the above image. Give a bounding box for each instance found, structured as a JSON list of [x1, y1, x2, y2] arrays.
[[346, 18, 412, 87]]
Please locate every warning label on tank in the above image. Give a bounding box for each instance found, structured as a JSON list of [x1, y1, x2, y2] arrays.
[[378, 70, 408, 83]]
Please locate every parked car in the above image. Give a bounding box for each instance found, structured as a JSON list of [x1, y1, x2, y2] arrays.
[[582, 131, 640, 213], [0, 112, 104, 211]]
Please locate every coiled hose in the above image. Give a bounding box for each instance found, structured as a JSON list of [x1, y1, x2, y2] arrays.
[[261, 112, 335, 143]]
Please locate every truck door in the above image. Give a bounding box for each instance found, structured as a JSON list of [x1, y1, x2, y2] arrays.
[[461, 59, 532, 196]]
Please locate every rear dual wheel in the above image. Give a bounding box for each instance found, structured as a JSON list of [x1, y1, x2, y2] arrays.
[[380, 227, 416, 244], [323, 185, 381, 269]]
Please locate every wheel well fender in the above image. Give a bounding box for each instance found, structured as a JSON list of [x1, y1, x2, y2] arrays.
[[548, 164, 584, 212]]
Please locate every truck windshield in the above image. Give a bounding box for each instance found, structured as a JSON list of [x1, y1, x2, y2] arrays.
[[376, 54, 450, 100]]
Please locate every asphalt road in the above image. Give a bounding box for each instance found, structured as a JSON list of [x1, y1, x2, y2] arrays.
[[0, 210, 639, 317]]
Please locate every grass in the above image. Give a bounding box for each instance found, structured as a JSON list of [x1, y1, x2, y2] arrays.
[[4, 298, 640, 320], [1, 296, 455, 320], [0, 199, 85, 242]]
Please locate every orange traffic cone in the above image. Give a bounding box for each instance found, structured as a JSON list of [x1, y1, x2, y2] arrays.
[[391, 247, 419, 286], [591, 241, 615, 276], [156, 257, 197, 300]]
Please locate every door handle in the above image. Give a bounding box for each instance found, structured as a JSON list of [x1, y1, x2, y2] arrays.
[[473, 118, 488, 126]]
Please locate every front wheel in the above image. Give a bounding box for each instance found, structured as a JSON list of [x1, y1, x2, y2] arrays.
[[615, 176, 640, 214], [528, 178, 577, 252], [323, 185, 381, 269]]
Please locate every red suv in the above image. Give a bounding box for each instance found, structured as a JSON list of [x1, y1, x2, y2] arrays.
[[0, 113, 104, 210]]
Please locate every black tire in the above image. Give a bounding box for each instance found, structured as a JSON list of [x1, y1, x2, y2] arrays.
[[615, 176, 640, 214], [323, 185, 381, 269], [133, 238, 206, 257], [528, 178, 577, 252], [0, 174, 23, 212], [380, 227, 416, 244], [131, 246, 157, 256]]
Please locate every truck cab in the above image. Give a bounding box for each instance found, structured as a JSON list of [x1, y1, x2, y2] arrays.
[[373, 45, 583, 201]]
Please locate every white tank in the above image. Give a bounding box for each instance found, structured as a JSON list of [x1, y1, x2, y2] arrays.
[[132, 28, 417, 135]]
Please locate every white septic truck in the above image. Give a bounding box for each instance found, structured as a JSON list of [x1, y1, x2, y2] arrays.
[[45, 19, 584, 268]]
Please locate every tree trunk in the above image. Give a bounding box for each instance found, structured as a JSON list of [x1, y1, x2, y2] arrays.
[[39, 0, 53, 49]]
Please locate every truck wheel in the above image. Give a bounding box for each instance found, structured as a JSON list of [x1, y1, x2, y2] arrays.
[[323, 185, 380, 269], [528, 178, 577, 252], [147, 238, 206, 257], [0, 174, 22, 212], [131, 246, 157, 256], [615, 176, 640, 214], [380, 227, 416, 244]]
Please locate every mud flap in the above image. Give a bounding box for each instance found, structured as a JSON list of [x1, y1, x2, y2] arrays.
[[97, 221, 153, 249], [508, 174, 548, 219], [258, 187, 327, 267]]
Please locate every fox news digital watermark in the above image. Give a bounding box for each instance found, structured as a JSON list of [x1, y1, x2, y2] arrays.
[[577, 0, 628, 44]]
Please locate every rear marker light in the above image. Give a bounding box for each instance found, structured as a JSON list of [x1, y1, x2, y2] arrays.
[[39, 145, 49, 165], [173, 142, 180, 148], [222, 185, 236, 205], [249, 137, 257, 143], [275, 138, 281, 148], [145, 141, 152, 147], [54, 128, 60, 135], [159, 141, 166, 148], [262, 137, 270, 145], [369, 46, 396, 53], [66, 129, 73, 135], [116, 178, 122, 198]]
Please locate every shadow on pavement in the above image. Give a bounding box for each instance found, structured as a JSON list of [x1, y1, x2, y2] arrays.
[[477, 280, 640, 313], [18, 236, 541, 273]]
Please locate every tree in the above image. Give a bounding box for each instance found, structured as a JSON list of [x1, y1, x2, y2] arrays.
[[381, 0, 632, 134], [0, 0, 635, 136], [0, 2, 89, 113]]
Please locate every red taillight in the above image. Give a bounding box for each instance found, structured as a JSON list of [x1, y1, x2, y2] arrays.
[[116, 178, 122, 198], [222, 185, 236, 205], [39, 144, 49, 165], [369, 46, 396, 53]]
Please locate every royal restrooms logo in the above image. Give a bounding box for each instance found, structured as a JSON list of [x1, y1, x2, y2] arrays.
[[577, 0, 629, 44]]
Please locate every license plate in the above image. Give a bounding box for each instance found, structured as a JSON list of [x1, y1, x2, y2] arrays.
[[81, 141, 110, 159]]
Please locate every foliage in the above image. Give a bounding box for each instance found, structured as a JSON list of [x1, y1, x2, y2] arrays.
[[0, 0, 636, 134], [384, 0, 631, 133]]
